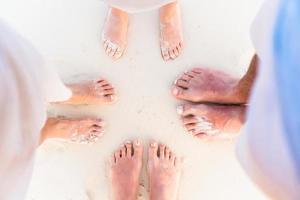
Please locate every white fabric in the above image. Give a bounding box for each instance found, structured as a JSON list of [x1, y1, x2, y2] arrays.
[[102, 0, 176, 13], [0, 20, 71, 200], [236, 0, 300, 199]]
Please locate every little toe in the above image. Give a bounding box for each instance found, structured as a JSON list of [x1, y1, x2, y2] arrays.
[[113, 47, 124, 59], [173, 47, 180, 57], [125, 141, 133, 158], [114, 151, 120, 163], [185, 123, 197, 131]]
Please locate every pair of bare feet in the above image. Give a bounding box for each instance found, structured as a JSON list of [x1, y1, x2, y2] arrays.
[[102, 1, 184, 61], [110, 140, 182, 200], [40, 78, 116, 144], [172, 55, 258, 139]]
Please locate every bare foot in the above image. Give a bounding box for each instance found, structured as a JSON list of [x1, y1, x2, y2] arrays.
[[109, 140, 143, 200], [40, 118, 104, 144], [147, 142, 183, 200], [102, 7, 129, 60], [172, 68, 246, 104], [177, 104, 246, 140], [57, 78, 115, 105], [160, 1, 184, 61]]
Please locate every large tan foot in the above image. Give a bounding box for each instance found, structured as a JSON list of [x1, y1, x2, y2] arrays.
[[172, 68, 246, 104], [109, 140, 143, 200], [58, 77, 115, 105], [159, 1, 184, 61], [177, 104, 246, 140], [40, 118, 104, 144], [148, 142, 183, 200], [102, 7, 129, 60]]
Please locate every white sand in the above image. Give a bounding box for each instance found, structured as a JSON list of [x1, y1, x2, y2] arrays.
[[0, 0, 268, 199]]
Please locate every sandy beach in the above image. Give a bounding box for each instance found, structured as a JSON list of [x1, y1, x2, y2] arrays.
[[0, 0, 267, 199]]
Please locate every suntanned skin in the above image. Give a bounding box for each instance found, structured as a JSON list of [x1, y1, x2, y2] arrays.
[[109, 140, 183, 200], [175, 55, 259, 139], [57, 78, 116, 105], [39, 118, 104, 145], [39, 77, 115, 145], [172, 55, 259, 104], [102, 1, 183, 61]]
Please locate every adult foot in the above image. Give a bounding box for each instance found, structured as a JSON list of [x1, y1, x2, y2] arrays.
[[147, 142, 183, 200], [57, 77, 115, 105], [177, 104, 246, 140], [172, 68, 246, 104], [102, 7, 129, 60], [159, 1, 184, 61], [109, 140, 143, 200], [40, 118, 104, 144]]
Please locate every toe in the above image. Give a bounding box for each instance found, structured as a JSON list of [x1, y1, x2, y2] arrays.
[[179, 74, 192, 82], [114, 151, 120, 163], [175, 79, 189, 89], [173, 47, 180, 57], [149, 141, 159, 160], [159, 144, 166, 159], [97, 80, 109, 87], [191, 68, 204, 74], [172, 86, 187, 99], [165, 147, 171, 160], [103, 89, 115, 95], [133, 140, 143, 158], [110, 154, 116, 165], [103, 40, 109, 51], [161, 48, 170, 61], [113, 47, 123, 59], [185, 123, 197, 131], [102, 85, 113, 90], [177, 104, 197, 116], [125, 141, 133, 158], [169, 49, 177, 60], [182, 116, 198, 125], [120, 146, 126, 158]]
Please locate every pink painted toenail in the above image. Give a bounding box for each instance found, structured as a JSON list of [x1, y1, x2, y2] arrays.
[[177, 106, 183, 115]]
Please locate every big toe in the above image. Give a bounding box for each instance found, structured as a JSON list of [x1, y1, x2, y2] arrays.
[[133, 140, 143, 158]]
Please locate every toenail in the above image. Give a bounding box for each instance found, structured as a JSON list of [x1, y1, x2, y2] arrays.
[[177, 106, 183, 115], [135, 140, 141, 146], [174, 79, 178, 84], [150, 142, 157, 147]]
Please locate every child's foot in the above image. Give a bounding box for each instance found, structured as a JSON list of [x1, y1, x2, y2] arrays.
[[177, 104, 246, 140], [147, 142, 183, 200], [58, 78, 115, 105], [172, 68, 246, 104], [109, 140, 143, 200], [102, 7, 129, 60], [40, 118, 104, 144], [159, 1, 184, 61]]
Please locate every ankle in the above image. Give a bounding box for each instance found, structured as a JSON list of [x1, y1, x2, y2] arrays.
[[159, 2, 179, 21]]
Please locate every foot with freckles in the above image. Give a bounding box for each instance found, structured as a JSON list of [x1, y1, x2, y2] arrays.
[[172, 68, 246, 104], [102, 7, 129, 60], [109, 140, 143, 200], [160, 1, 184, 61], [147, 142, 183, 200], [177, 104, 246, 140], [57, 77, 115, 105], [40, 118, 104, 144]]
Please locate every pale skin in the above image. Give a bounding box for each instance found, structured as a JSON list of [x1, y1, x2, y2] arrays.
[[109, 140, 183, 200], [102, 1, 183, 61], [40, 77, 116, 144], [173, 55, 258, 139]]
